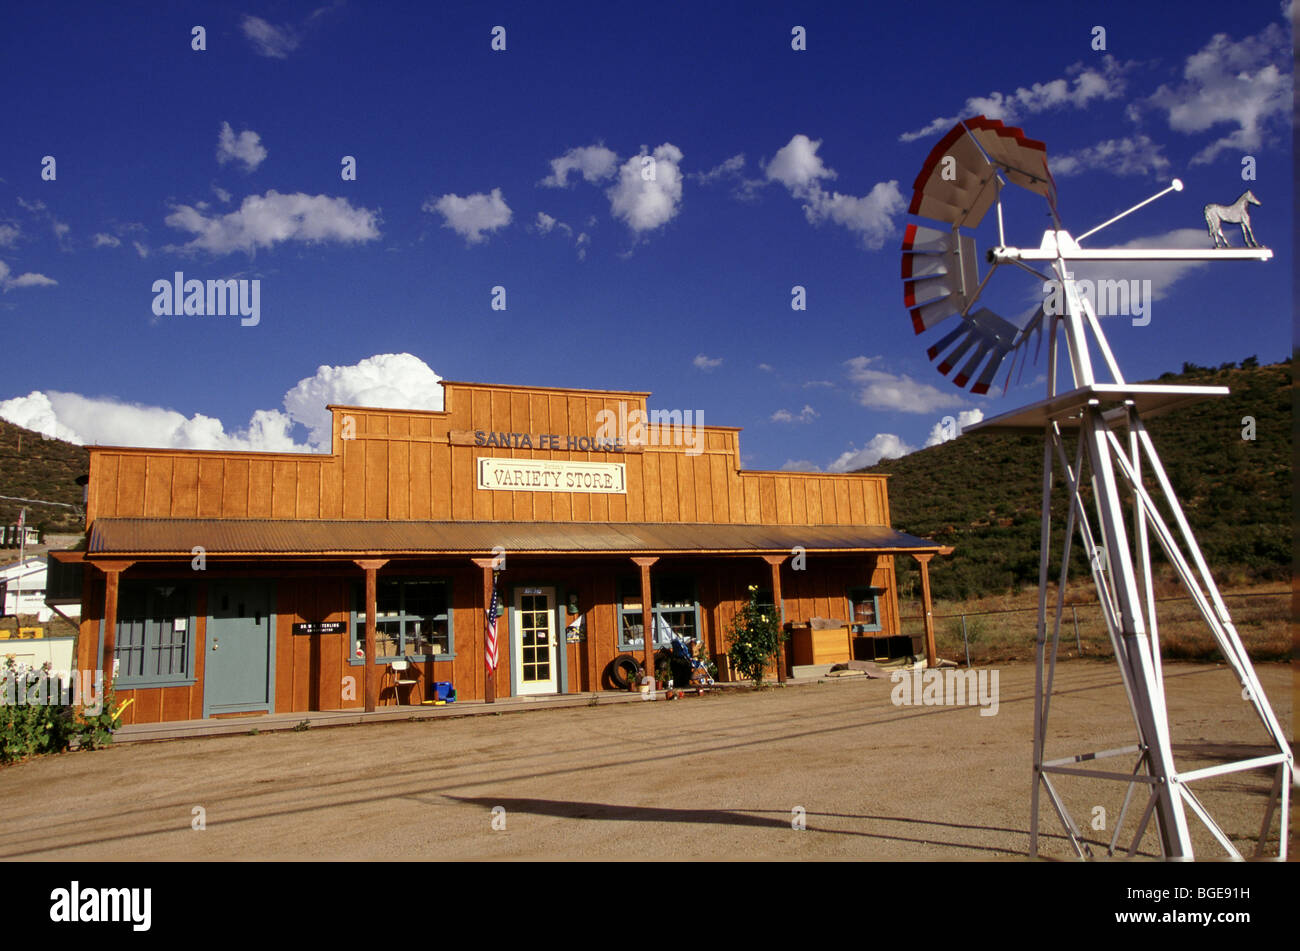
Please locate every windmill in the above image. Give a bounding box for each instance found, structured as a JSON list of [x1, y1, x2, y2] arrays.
[[900, 116, 1293, 860]]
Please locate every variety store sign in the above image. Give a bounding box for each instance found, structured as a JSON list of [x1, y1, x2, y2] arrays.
[[477, 458, 627, 494]]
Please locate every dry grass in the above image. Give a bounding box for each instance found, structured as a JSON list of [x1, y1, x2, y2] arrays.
[[901, 580, 1290, 666]]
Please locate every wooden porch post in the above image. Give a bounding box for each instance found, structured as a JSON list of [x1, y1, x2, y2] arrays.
[[631, 557, 659, 687], [760, 555, 787, 683], [96, 560, 133, 691], [471, 558, 498, 703], [915, 553, 937, 668], [354, 559, 388, 712]]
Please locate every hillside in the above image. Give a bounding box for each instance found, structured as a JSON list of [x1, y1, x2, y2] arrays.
[[0, 418, 89, 536], [865, 357, 1293, 603]]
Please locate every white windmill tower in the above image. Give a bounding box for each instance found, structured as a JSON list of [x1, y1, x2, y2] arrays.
[[900, 116, 1293, 860]]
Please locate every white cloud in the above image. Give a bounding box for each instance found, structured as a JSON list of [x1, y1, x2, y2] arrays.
[[693, 353, 722, 371], [0, 223, 18, 247], [282, 353, 445, 448], [92, 233, 121, 248], [845, 355, 968, 414], [924, 408, 985, 447], [213, 185, 232, 203], [771, 405, 818, 423], [540, 145, 619, 187], [216, 122, 268, 172], [1069, 228, 1213, 304], [764, 136, 836, 190], [1051, 134, 1171, 177], [781, 459, 821, 472], [757, 363, 774, 372], [425, 188, 512, 245], [765, 135, 904, 248], [132, 240, 149, 259], [900, 57, 1130, 141], [0, 259, 57, 292], [692, 153, 746, 184], [241, 15, 300, 58], [607, 144, 684, 233], [1145, 23, 1291, 165], [827, 434, 916, 473], [165, 190, 381, 255], [0, 353, 445, 453]]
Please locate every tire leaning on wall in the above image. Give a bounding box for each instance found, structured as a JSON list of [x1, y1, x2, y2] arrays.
[[607, 654, 642, 691]]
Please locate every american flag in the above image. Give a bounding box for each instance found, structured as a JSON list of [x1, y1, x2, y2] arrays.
[[485, 571, 501, 671]]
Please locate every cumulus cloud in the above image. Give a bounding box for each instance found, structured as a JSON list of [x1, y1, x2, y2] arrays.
[[900, 57, 1131, 142], [216, 122, 268, 171], [92, 233, 121, 248], [425, 188, 512, 245], [0, 223, 19, 247], [827, 434, 916, 473], [1144, 23, 1291, 165], [764, 135, 836, 191], [607, 144, 684, 233], [693, 353, 722, 371], [845, 355, 968, 414], [282, 353, 445, 448], [924, 408, 985, 447], [165, 190, 380, 255], [0, 353, 445, 453], [0, 259, 57, 292], [1052, 134, 1171, 177], [241, 15, 299, 58], [540, 145, 619, 187], [132, 240, 149, 258], [771, 405, 818, 423], [781, 459, 821, 472], [764, 135, 904, 248]]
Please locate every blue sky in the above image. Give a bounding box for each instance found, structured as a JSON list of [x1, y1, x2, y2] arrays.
[[0, 1, 1292, 473]]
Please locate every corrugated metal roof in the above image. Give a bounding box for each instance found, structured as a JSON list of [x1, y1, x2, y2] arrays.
[[88, 518, 943, 557]]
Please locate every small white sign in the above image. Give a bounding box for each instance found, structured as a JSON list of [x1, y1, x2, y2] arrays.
[[173, 618, 187, 632], [477, 457, 627, 495]]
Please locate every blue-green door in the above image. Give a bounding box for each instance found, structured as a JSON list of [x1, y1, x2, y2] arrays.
[[206, 582, 273, 715]]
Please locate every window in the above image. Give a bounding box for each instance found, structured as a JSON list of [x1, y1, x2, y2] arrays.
[[618, 577, 699, 650], [847, 586, 882, 633], [114, 582, 195, 685], [350, 578, 452, 662]]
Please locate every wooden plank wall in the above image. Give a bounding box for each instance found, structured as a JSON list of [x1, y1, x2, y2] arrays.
[[87, 382, 892, 527], [74, 551, 905, 718]]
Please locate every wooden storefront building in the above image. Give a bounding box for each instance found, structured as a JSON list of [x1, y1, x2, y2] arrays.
[[63, 379, 947, 725]]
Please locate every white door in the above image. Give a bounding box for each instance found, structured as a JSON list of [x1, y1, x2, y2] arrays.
[[513, 586, 559, 696]]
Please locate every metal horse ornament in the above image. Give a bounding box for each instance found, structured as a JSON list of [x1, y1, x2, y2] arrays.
[[1204, 190, 1262, 248]]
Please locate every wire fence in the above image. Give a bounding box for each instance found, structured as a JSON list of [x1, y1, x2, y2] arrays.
[[899, 592, 1290, 667]]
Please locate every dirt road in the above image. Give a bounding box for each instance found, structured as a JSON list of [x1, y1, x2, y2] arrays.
[[0, 661, 1292, 860]]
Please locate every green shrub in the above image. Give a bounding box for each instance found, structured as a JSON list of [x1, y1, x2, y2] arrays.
[[726, 586, 785, 688]]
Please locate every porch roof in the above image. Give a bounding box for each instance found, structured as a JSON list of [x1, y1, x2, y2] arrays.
[[87, 517, 945, 558]]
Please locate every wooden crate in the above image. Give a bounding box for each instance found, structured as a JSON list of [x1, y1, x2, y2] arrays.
[[790, 625, 852, 667]]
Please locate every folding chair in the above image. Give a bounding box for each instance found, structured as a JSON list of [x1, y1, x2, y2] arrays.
[[388, 657, 420, 705]]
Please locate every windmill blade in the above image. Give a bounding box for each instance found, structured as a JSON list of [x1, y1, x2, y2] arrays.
[[899, 115, 1058, 396], [902, 227, 979, 333], [925, 307, 1024, 393], [964, 116, 1057, 211], [909, 116, 1057, 229]]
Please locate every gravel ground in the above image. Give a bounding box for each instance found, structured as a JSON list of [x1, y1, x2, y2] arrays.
[[0, 660, 1292, 861]]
